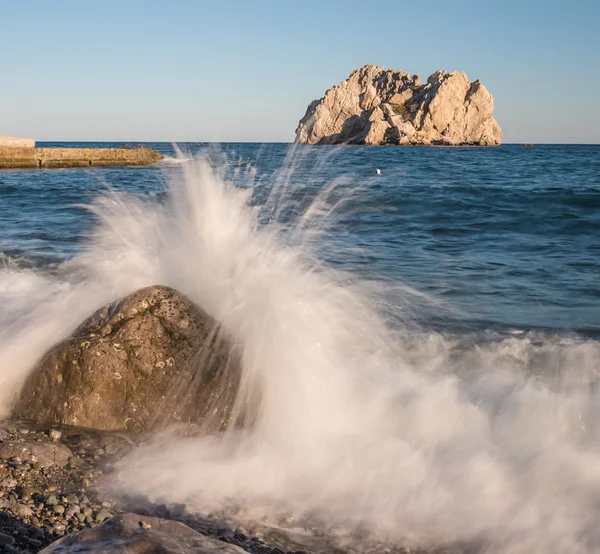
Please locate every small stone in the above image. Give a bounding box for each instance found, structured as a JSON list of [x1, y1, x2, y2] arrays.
[[28, 526, 44, 538], [49, 430, 62, 441], [85, 515, 93, 524], [45, 494, 59, 506], [82, 478, 91, 488], [68, 456, 85, 469], [31, 462, 42, 471], [66, 493, 79, 504], [0, 479, 17, 490], [53, 504, 65, 514], [52, 523, 66, 534], [70, 519, 80, 529], [65, 505, 80, 518], [81, 506, 92, 516], [27, 538, 42, 548], [95, 509, 113, 522], [12, 504, 34, 517], [76, 512, 86, 522], [20, 487, 42, 500], [0, 532, 15, 546], [19, 429, 30, 435]]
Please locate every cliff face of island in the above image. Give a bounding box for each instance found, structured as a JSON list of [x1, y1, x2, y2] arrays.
[[295, 64, 502, 146]]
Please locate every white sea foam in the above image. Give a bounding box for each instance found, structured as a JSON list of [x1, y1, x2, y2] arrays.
[[1, 151, 600, 552]]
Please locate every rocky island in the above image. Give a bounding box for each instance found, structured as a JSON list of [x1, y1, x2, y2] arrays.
[[295, 64, 502, 146]]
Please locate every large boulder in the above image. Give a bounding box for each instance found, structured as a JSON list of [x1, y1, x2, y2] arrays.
[[13, 286, 241, 432], [39, 513, 247, 554], [295, 64, 502, 146]]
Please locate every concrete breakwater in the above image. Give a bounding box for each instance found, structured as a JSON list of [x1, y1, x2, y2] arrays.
[[0, 146, 163, 169]]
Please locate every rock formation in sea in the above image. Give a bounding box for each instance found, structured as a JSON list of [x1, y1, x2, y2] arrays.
[[295, 64, 502, 146], [13, 285, 242, 432]]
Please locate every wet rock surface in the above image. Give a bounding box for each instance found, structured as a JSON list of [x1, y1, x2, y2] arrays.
[[0, 420, 469, 554], [38, 513, 248, 553], [0, 421, 130, 552], [0, 443, 72, 470], [13, 285, 242, 433], [5, 286, 470, 554], [0, 420, 328, 554]]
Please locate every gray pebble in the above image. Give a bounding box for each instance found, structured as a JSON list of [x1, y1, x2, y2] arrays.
[[12, 504, 34, 517], [68, 456, 84, 469], [0, 533, 15, 546], [53, 504, 65, 515], [65, 505, 80, 518], [28, 527, 44, 539], [95, 509, 113, 522], [0, 479, 17, 490], [49, 430, 62, 441]]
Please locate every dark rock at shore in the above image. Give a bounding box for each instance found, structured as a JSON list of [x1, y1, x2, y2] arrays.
[[0, 442, 72, 468], [13, 285, 241, 433], [39, 513, 248, 554]]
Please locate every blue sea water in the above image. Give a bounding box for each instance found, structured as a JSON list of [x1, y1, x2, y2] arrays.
[[1, 142, 599, 336], [3, 142, 600, 552]]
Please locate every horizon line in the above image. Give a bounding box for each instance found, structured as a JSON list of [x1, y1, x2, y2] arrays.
[[32, 141, 600, 146]]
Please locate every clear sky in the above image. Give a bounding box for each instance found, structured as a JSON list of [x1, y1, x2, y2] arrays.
[[1, 0, 598, 143]]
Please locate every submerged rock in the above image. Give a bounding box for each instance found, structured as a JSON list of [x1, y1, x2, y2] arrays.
[[39, 513, 247, 554], [295, 64, 502, 146], [13, 285, 241, 432]]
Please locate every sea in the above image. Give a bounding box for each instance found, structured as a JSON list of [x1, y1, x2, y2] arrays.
[[1, 142, 600, 552]]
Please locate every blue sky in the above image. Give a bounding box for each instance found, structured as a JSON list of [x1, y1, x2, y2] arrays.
[[1, 0, 598, 143]]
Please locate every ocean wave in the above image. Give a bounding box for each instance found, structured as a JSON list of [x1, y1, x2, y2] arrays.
[[2, 152, 600, 552]]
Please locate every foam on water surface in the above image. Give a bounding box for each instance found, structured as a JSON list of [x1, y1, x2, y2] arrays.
[[1, 149, 600, 552]]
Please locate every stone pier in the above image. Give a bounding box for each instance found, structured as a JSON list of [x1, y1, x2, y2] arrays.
[[0, 137, 163, 169]]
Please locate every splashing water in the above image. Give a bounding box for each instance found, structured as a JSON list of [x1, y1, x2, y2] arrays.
[[2, 150, 600, 553]]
